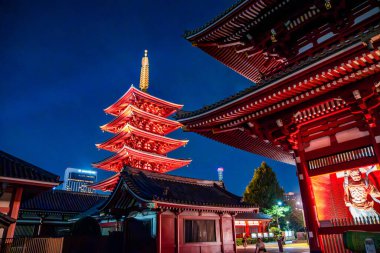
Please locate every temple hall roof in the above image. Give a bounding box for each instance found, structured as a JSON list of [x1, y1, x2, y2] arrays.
[[20, 190, 109, 214], [100, 167, 255, 211], [0, 150, 60, 185]]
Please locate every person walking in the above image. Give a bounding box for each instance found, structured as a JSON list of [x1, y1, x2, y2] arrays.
[[242, 234, 248, 250], [255, 238, 266, 253]]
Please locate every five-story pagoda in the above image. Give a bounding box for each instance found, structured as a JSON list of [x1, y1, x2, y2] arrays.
[[92, 50, 191, 191]]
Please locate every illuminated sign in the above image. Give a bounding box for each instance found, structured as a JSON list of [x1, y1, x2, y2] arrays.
[[78, 169, 97, 175], [69, 172, 96, 182]]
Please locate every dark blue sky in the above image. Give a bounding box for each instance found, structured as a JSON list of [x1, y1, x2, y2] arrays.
[[1, 0, 299, 195]]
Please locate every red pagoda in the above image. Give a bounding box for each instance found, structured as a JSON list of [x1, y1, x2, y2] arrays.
[[92, 50, 191, 191], [177, 1, 380, 252]]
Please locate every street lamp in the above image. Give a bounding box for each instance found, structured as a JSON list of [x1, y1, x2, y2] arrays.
[[277, 201, 283, 206]]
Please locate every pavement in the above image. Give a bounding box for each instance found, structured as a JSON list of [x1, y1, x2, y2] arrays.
[[237, 242, 310, 253]]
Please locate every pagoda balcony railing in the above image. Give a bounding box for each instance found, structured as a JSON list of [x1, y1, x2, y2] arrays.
[[308, 146, 375, 170]]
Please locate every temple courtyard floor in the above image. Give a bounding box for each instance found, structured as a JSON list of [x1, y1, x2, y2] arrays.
[[237, 242, 310, 253]]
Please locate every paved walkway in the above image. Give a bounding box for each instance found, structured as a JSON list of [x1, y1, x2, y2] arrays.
[[237, 242, 310, 253]]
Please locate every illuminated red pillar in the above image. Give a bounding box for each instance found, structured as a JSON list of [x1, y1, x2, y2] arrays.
[[295, 150, 321, 253], [6, 187, 23, 238]]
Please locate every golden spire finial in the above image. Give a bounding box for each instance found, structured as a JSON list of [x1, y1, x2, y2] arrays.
[[139, 49, 149, 92]]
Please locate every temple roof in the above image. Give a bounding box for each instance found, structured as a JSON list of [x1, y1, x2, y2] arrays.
[[0, 150, 60, 186], [174, 30, 380, 165], [198, 130, 294, 165], [235, 212, 272, 220], [93, 145, 191, 173], [89, 172, 120, 192], [176, 28, 380, 121], [99, 167, 256, 212], [184, 0, 380, 83], [20, 190, 108, 214], [96, 123, 188, 154], [101, 104, 182, 135], [184, 0, 253, 40], [104, 86, 183, 117]]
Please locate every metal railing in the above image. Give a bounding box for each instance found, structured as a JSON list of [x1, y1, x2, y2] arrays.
[[0, 237, 63, 253]]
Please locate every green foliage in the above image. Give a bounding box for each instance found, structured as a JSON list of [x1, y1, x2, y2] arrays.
[[264, 205, 290, 219], [243, 162, 284, 209], [264, 204, 290, 229], [269, 227, 282, 239]]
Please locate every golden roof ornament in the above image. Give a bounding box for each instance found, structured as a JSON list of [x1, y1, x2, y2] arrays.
[[139, 49, 149, 92]]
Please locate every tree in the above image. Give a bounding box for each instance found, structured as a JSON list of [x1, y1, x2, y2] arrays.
[[243, 162, 284, 209], [264, 204, 290, 229]]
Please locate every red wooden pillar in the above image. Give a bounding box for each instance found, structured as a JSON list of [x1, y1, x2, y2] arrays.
[[295, 150, 321, 253], [6, 187, 23, 238], [219, 213, 225, 253], [231, 214, 237, 253], [156, 210, 162, 253], [175, 211, 180, 253], [245, 221, 249, 235]]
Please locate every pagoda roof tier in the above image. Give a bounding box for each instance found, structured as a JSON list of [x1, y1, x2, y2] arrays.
[[96, 124, 188, 155], [89, 173, 120, 192], [184, 0, 380, 83], [92, 145, 191, 173], [104, 86, 183, 117], [101, 104, 182, 135]]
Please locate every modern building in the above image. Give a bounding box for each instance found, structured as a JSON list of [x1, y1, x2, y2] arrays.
[[283, 192, 301, 202], [63, 168, 97, 193], [177, 1, 380, 252]]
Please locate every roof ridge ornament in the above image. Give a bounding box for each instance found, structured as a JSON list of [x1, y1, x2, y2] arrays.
[[139, 49, 149, 93]]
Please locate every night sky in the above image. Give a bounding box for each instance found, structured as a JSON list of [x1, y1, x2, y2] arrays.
[[1, 0, 299, 195]]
